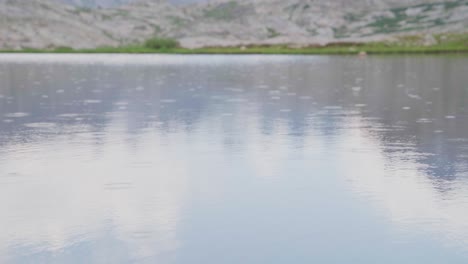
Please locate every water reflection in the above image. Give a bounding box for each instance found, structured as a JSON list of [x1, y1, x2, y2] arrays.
[[0, 54, 467, 263]]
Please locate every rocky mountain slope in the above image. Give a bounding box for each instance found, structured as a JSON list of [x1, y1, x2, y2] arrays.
[[0, 0, 467, 49], [60, 0, 132, 7], [58, 0, 199, 6]]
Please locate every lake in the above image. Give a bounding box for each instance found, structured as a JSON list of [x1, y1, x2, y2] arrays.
[[0, 54, 467, 263]]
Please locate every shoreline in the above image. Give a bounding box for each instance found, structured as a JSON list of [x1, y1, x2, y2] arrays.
[[1, 39, 467, 55], [1, 47, 467, 55]]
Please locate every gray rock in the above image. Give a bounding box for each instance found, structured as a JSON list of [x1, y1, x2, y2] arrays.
[[0, 0, 467, 49]]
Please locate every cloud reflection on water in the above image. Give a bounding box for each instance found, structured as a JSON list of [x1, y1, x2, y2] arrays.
[[0, 54, 467, 263]]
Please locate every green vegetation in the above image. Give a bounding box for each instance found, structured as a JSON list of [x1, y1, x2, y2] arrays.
[[53, 46, 74, 52], [203, 1, 243, 20], [266, 28, 280, 38], [167, 16, 188, 27], [143, 37, 179, 50], [285, 3, 299, 19], [2, 34, 467, 55], [367, 11, 408, 34], [341, 1, 467, 37], [333, 26, 349, 39], [69, 7, 93, 15], [344, 13, 362, 23], [113, 10, 130, 17]]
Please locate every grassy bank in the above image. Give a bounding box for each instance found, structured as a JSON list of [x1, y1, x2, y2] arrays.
[[2, 34, 467, 55]]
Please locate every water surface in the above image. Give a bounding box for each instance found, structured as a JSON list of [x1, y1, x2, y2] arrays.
[[0, 54, 467, 263]]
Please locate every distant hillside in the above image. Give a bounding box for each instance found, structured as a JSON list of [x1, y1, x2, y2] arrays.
[[58, 0, 132, 7], [57, 0, 204, 7], [0, 0, 467, 49]]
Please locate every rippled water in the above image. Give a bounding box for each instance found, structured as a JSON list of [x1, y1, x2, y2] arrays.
[[0, 54, 467, 263]]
